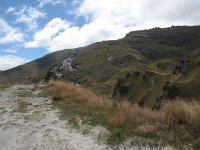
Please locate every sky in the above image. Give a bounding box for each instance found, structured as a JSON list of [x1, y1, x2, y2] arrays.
[[0, 0, 200, 70]]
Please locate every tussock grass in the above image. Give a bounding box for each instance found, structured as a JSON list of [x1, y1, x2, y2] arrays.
[[163, 100, 200, 129], [48, 80, 113, 109], [46, 80, 200, 148], [160, 100, 200, 149], [109, 101, 163, 129]]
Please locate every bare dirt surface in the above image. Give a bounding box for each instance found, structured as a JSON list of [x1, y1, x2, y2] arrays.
[[0, 85, 111, 150], [0, 85, 173, 150]]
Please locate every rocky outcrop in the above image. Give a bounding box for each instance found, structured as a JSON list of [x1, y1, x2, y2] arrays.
[[112, 71, 147, 101], [162, 81, 178, 98], [112, 79, 131, 100], [139, 49, 157, 60], [152, 59, 191, 109], [60, 54, 79, 71], [152, 81, 179, 110], [173, 60, 190, 76], [107, 53, 113, 62], [43, 54, 79, 82]]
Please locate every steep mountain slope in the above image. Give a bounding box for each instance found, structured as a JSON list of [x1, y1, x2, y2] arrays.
[[1, 26, 200, 108]]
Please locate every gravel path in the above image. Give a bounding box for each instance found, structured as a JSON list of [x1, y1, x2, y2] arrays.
[[0, 85, 110, 150]]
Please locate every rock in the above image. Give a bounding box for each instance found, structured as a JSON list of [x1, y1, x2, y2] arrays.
[[71, 63, 80, 70], [44, 71, 54, 81], [163, 81, 178, 98], [132, 71, 142, 77], [107, 53, 114, 62], [138, 98, 145, 107], [43, 54, 79, 82], [112, 79, 131, 100], [142, 75, 147, 81], [126, 73, 131, 78], [140, 48, 157, 60], [61, 55, 77, 71], [152, 81, 179, 110], [113, 71, 146, 101], [173, 59, 189, 76]]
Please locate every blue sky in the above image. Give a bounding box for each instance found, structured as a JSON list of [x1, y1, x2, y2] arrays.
[[0, 0, 83, 70], [0, 0, 200, 70]]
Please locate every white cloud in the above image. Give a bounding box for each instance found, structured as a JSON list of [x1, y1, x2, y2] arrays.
[[37, 0, 66, 8], [25, 0, 200, 52], [25, 18, 70, 49], [0, 55, 27, 71], [132, 0, 200, 28], [6, 6, 16, 13], [15, 6, 46, 30], [0, 18, 24, 44], [0, 18, 13, 33], [78, 0, 200, 31], [0, 31, 24, 44], [4, 49, 17, 53], [25, 15, 134, 52]]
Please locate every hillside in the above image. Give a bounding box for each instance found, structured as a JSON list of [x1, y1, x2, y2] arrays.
[[0, 49, 79, 84], [1, 25, 200, 108]]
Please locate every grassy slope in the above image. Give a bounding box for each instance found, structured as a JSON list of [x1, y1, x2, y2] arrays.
[[1, 26, 200, 107], [71, 40, 148, 96], [68, 26, 200, 106]]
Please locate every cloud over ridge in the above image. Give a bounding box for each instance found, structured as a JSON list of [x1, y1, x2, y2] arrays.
[[25, 0, 200, 52]]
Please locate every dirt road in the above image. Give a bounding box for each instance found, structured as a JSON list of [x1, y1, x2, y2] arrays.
[[0, 85, 110, 150]]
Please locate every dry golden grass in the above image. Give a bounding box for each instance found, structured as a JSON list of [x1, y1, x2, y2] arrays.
[[109, 101, 164, 129], [140, 124, 159, 133], [46, 80, 200, 148], [163, 100, 200, 130], [48, 80, 113, 109], [48, 81, 163, 128]]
